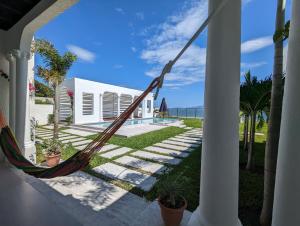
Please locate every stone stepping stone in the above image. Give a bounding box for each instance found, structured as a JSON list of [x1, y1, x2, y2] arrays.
[[169, 137, 201, 144], [186, 129, 202, 133], [58, 136, 79, 141], [36, 133, 55, 138], [183, 131, 202, 134], [35, 139, 42, 143], [114, 156, 166, 175], [93, 163, 156, 191], [36, 131, 52, 135], [58, 135, 81, 141], [61, 137, 86, 144], [184, 127, 193, 129], [39, 133, 71, 139], [144, 146, 189, 158], [63, 128, 96, 137], [131, 151, 182, 165], [176, 135, 201, 141], [184, 131, 202, 134], [74, 144, 88, 150], [182, 134, 202, 139], [36, 133, 52, 137], [154, 143, 192, 152], [162, 140, 199, 148], [175, 136, 201, 142], [72, 139, 93, 147], [100, 147, 132, 159], [98, 144, 119, 152]]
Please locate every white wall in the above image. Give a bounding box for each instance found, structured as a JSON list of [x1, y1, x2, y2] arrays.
[[31, 104, 53, 125], [0, 32, 9, 162], [61, 78, 154, 124]]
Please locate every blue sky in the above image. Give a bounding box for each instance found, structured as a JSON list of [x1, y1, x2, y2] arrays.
[[35, 0, 292, 107]]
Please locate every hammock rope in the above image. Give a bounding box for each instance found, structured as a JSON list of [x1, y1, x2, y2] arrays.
[[0, 0, 229, 178]]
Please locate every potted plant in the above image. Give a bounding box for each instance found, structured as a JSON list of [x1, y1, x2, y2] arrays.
[[157, 174, 188, 226], [42, 139, 64, 167]]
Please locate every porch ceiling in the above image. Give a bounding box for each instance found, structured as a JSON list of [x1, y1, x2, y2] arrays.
[[0, 0, 41, 31]]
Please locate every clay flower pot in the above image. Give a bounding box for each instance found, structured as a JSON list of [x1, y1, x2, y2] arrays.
[[45, 153, 61, 167], [158, 197, 187, 226]]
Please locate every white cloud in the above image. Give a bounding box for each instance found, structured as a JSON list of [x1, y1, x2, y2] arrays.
[[115, 7, 125, 14], [67, 45, 95, 63], [136, 12, 144, 20], [241, 36, 273, 53], [131, 47, 137, 52], [141, 0, 208, 88], [113, 64, 124, 69], [241, 61, 267, 68]]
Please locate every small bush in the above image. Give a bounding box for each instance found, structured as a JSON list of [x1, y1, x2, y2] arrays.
[[48, 114, 54, 124], [65, 115, 73, 125]]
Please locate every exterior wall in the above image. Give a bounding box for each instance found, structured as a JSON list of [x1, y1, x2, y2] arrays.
[[61, 78, 154, 124], [59, 79, 74, 122], [31, 104, 53, 125], [0, 32, 9, 162]]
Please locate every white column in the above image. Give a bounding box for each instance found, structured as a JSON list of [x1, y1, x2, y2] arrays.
[[14, 50, 36, 163], [188, 0, 241, 226], [99, 93, 103, 121], [6, 51, 16, 132], [272, 1, 300, 225], [117, 94, 121, 117], [142, 99, 146, 118]]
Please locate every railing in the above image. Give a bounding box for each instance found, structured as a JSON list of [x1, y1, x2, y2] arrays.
[[167, 107, 204, 118]]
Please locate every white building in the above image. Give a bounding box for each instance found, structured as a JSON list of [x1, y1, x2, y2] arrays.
[[59, 77, 154, 124]]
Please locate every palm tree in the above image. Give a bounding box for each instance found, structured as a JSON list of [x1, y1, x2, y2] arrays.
[[240, 90, 250, 151], [240, 71, 271, 170], [260, 0, 286, 225], [34, 39, 77, 139]]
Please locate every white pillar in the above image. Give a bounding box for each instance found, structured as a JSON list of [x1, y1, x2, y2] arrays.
[[117, 94, 121, 117], [6, 51, 16, 132], [272, 1, 300, 225], [99, 93, 103, 121], [142, 99, 147, 118], [14, 50, 36, 163], [188, 0, 241, 226]]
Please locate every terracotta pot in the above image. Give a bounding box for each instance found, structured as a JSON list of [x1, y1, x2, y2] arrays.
[[45, 153, 61, 167], [158, 197, 187, 226]]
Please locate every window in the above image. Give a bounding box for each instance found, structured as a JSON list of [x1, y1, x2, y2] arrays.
[[147, 100, 151, 113], [82, 93, 94, 115]]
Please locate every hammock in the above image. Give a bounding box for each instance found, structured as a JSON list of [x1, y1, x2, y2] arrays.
[[0, 78, 159, 178], [0, 0, 228, 178]]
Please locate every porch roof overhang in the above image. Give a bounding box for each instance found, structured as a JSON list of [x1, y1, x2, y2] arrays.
[[0, 0, 41, 31]]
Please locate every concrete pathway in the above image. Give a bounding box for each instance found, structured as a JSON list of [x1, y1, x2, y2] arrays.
[[144, 146, 189, 158], [93, 163, 157, 191], [21, 170, 150, 226], [114, 156, 166, 175], [100, 147, 132, 159], [36, 127, 202, 196]]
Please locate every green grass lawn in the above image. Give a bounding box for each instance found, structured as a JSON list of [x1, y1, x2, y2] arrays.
[[88, 126, 186, 149], [182, 118, 202, 128]]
